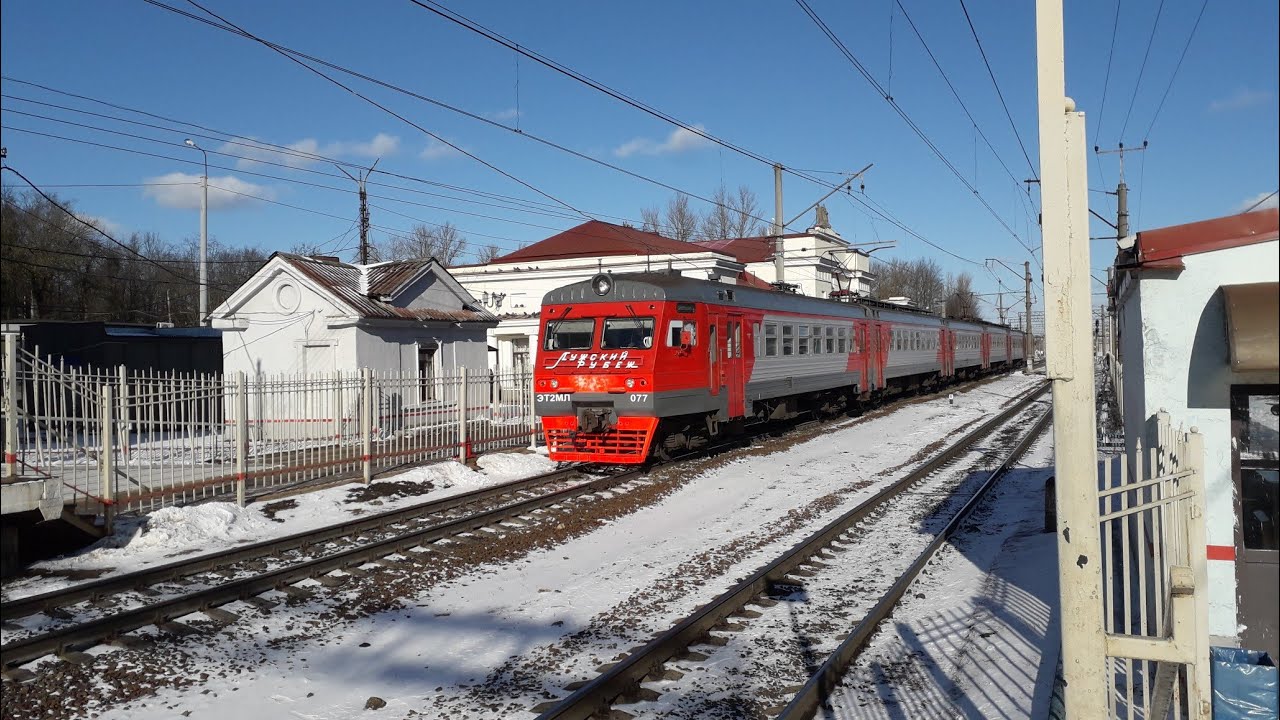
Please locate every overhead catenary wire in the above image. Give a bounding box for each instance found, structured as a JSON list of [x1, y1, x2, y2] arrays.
[[956, 0, 1038, 182], [1093, 0, 1123, 148], [1118, 0, 1167, 140], [1243, 190, 1278, 214], [1141, 0, 1209, 140], [139, 0, 784, 238], [792, 0, 1041, 272], [0, 76, 590, 218], [892, 0, 1039, 222]]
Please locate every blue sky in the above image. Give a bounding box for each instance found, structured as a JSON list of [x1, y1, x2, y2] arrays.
[[2, 0, 1277, 320]]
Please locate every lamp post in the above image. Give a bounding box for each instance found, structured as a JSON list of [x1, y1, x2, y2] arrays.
[[184, 139, 209, 325]]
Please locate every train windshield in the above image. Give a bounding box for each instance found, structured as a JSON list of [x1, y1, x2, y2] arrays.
[[544, 318, 595, 350], [601, 317, 655, 349]]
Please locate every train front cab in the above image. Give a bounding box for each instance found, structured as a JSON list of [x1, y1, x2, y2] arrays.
[[534, 289, 729, 464]]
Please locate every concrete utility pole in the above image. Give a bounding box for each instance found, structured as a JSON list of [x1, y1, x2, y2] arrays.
[[1036, 0, 1106, 716], [773, 163, 785, 285], [1024, 261, 1034, 371], [1095, 142, 1145, 241], [184, 139, 209, 325]]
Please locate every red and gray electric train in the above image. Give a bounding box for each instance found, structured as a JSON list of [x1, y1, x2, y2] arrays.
[[533, 272, 1026, 464]]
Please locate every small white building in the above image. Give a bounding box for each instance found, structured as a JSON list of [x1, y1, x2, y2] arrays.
[[211, 253, 496, 379], [451, 220, 754, 375], [1111, 208, 1278, 654]]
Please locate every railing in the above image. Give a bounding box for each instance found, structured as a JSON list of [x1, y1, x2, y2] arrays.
[[2, 339, 538, 523], [1097, 410, 1209, 719]]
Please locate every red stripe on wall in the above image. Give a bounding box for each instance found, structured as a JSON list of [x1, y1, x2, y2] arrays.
[[1207, 545, 1236, 561]]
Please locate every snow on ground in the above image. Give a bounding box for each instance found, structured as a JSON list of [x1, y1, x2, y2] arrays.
[[825, 429, 1059, 719], [1, 450, 556, 601], [82, 374, 1045, 720]]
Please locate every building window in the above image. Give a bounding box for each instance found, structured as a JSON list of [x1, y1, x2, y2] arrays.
[[782, 325, 794, 356], [512, 340, 529, 376], [1233, 387, 1279, 551], [764, 323, 778, 356], [419, 344, 437, 402]]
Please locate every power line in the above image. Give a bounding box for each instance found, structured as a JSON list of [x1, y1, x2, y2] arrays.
[[1118, 0, 1167, 140], [1, 75, 587, 218], [956, 0, 1038, 181], [140, 0, 784, 236], [892, 0, 1039, 221], [401, 0, 852, 195], [1093, 0, 1123, 147], [1, 164, 241, 290], [1142, 0, 1209, 140], [1243, 190, 1277, 214], [792, 0, 1039, 270]]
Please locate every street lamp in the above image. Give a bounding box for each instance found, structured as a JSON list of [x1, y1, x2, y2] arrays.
[[184, 139, 209, 326]]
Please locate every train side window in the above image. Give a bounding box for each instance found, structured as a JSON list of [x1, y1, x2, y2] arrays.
[[840, 327, 849, 354], [782, 325, 794, 355], [797, 326, 809, 355], [667, 320, 697, 347], [765, 323, 778, 356], [825, 326, 835, 354], [811, 326, 823, 354]]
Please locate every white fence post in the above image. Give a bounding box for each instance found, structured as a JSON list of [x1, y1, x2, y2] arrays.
[[3, 333, 17, 479], [1185, 427, 1211, 719], [117, 364, 129, 463], [332, 371, 342, 442], [361, 368, 373, 484], [458, 367, 469, 463], [235, 371, 249, 507], [100, 384, 116, 533], [527, 369, 537, 451]]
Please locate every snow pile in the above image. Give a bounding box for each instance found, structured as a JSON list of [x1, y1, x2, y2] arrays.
[[475, 451, 556, 481], [39, 503, 273, 572]]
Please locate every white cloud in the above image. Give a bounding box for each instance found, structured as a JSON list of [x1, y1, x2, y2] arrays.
[[613, 125, 713, 158], [1237, 191, 1279, 213], [486, 108, 522, 122], [420, 138, 463, 161], [1209, 87, 1274, 112], [143, 172, 277, 210], [219, 133, 400, 169], [74, 213, 125, 237]]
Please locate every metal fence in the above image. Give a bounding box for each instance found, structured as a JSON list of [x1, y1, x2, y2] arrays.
[[1097, 410, 1209, 719], [2, 337, 538, 522]]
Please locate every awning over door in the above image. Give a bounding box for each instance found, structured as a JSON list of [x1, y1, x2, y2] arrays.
[[1223, 282, 1280, 372]]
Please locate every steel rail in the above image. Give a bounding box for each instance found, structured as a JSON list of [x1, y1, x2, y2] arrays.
[[533, 381, 1050, 720], [0, 466, 652, 669], [2, 463, 588, 620], [775, 408, 1053, 718]]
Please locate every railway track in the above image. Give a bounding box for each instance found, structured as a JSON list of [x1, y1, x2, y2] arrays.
[[0, 462, 658, 676], [0, 371, 1032, 687], [531, 381, 1051, 720]]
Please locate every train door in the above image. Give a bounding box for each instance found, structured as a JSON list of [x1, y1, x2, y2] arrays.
[[981, 331, 991, 369], [939, 328, 952, 377], [725, 316, 745, 418], [867, 322, 881, 390], [708, 319, 720, 396]]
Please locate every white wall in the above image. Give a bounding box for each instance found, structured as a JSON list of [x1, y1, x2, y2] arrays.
[[1119, 239, 1279, 639], [746, 232, 872, 298], [218, 265, 350, 378]]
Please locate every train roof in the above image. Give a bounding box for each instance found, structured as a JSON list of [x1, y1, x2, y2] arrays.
[[542, 272, 1023, 334]]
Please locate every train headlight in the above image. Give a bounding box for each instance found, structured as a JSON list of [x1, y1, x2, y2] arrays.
[[625, 378, 635, 389], [549, 379, 559, 389], [591, 273, 613, 296]]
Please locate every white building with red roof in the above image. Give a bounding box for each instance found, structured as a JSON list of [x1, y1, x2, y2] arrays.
[[451, 218, 872, 375], [210, 253, 496, 380], [1110, 207, 1278, 653]]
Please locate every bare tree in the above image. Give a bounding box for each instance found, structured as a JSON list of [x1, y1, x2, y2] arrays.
[[474, 243, 502, 264], [871, 257, 947, 310], [382, 222, 468, 265], [944, 272, 981, 319], [639, 206, 663, 235], [664, 194, 699, 242]]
